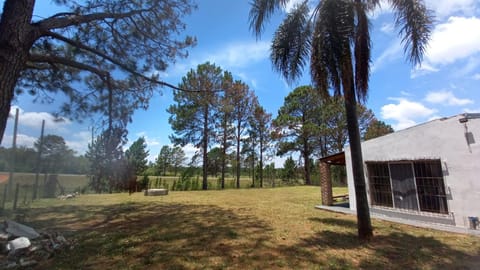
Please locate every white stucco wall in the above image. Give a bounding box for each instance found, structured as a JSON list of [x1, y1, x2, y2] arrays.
[[345, 114, 480, 228]]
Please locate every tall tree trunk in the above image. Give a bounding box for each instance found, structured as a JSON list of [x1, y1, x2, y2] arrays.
[[221, 150, 226, 189], [302, 137, 311, 185], [235, 120, 241, 189], [259, 134, 263, 188], [319, 136, 327, 157], [221, 118, 227, 189], [0, 0, 36, 143], [303, 150, 311, 185], [202, 104, 209, 190], [250, 143, 255, 187], [301, 115, 311, 185], [344, 83, 373, 241]]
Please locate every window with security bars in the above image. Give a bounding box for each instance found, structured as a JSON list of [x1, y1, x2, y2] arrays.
[[414, 161, 448, 214], [367, 160, 448, 214], [367, 163, 393, 207]]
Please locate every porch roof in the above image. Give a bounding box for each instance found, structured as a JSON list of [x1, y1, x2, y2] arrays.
[[319, 152, 345, 166]]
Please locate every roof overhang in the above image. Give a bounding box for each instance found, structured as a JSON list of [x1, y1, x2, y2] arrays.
[[319, 152, 345, 166]]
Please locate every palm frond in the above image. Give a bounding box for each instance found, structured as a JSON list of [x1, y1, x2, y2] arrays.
[[311, 0, 354, 97], [354, 1, 371, 102], [311, 23, 338, 98], [270, 1, 312, 84], [364, 0, 382, 11], [390, 0, 434, 65], [249, 0, 289, 38]]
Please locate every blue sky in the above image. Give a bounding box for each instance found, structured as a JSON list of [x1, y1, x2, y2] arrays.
[[1, 0, 480, 166]]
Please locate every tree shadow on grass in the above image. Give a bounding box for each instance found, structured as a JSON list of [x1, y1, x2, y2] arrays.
[[309, 217, 357, 229], [20, 202, 275, 270], [9, 203, 480, 270], [296, 217, 480, 269]]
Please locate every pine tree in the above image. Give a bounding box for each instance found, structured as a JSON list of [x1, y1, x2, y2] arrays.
[[126, 137, 149, 176]]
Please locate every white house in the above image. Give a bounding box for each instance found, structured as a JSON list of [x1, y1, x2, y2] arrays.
[[345, 113, 479, 228]]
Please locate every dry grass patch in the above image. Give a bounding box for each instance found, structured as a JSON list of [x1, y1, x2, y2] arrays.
[[6, 186, 480, 269]]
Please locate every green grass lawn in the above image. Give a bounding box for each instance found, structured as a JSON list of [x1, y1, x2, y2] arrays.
[[6, 186, 480, 269], [0, 173, 288, 198], [0, 172, 90, 189]]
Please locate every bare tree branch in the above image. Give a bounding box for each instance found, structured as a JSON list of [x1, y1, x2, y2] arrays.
[[34, 9, 149, 30], [28, 53, 109, 77], [40, 31, 218, 93]]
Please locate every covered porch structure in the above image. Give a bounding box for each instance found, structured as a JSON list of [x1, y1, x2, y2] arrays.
[[319, 151, 345, 206]]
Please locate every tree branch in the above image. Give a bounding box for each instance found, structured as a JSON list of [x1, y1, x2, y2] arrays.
[[35, 9, 148, 30], [28, 54, 109, 78], [41, 31, 215, 93]]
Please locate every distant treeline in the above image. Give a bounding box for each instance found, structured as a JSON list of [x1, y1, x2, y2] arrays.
[[0, 146, 89, 175]]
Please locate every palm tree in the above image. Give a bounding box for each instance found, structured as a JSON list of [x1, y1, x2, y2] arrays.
[[249, 0, 433, 240]]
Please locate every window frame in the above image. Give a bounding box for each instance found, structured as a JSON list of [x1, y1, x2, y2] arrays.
[[366, 160, 448, 214]]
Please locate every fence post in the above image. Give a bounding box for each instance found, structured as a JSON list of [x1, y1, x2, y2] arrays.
[[13, 183, 20, 210], [1, 186, 6, 213], [33, 120, 45, 200]]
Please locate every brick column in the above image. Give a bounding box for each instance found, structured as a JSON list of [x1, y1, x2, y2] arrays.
[[320, 161, 333, 205]]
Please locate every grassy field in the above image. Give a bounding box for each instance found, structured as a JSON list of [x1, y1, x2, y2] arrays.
[[0, 173, 292, 205], [0, 173, 90, 206], [144, 175, 293, 190], [5, 186, 480, 269], [1, 173, 289, 191], [0, 172, 90, 191]]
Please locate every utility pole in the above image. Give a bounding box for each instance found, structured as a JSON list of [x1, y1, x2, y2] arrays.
[[33, 120, 45, 200]]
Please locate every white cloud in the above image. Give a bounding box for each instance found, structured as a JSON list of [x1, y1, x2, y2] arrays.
[[251, 79, 258, 89], [9, 106, 71, 132], [424, 90, 474, 106], [454, 56, 480, 77], [65, 140, 88, 155], [127, 132, 165, 163], [374, 1, 479, 20], [369, 0, 393, 19], [427, 115, 442, 122], [473, 73, 480, 80], [165, 41, 270, 78], [2, 106, 93, 155], [65, 131, 92, 155], [207, 41, 270, 69], [283, 0, 316, 17], [400, 91, 413, 97], [464, 107, 480, 113], [410, 62, 440, 78], [180, 143, 199, 164], [424, 16, 480, 66], [372, 40, 402, 72], [237, 72, 259, 89], [381, 98, 437, 130], [380, 23, 394, 34], [145, 137, 160, 147], [284, 0, 305, 13], [370, 1, 479, 23], [1, 133, 37, 148], [373, 3, 480, 76], [131, 132, 161, 147], [425, 0, 478, 19], [146, 143, 199, 164]]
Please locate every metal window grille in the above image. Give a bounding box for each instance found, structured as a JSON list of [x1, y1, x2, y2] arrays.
[[413, 161, 448, 214], [367, 163, 393, 207], [367, 160, 448, 214]]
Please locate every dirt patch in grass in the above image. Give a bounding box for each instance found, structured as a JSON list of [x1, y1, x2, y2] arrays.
[[7, 187, 480, 269]]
